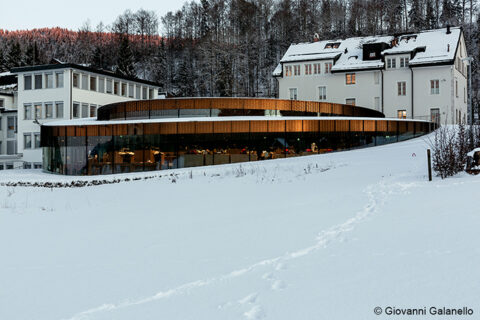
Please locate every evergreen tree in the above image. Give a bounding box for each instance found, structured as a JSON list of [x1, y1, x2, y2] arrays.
[[116, 36, 136, 77], [5, 41, 23, 69], [425, 0, 437, 28], [409, 0, 426, 31], [24, 42, 40, 66], [0, 48, 6, 72]]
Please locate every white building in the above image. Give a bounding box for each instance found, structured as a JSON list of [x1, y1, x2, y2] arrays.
[[6, 62, 160, 167], [274, 27, 469, 125], [0, 72, 22, 170]]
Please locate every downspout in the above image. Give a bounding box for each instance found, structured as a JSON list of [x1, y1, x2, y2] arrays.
[[70, 70, 73, 119], [381, 70, 384, 114], [410, 67, 414, 119]]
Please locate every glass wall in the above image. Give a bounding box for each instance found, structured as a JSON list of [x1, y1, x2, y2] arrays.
[[42, 119, 434, 176]]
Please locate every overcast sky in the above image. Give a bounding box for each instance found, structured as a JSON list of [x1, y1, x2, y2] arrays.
[[1, 0, 188, 32]]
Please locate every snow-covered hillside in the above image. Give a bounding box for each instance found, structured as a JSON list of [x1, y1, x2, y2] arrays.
[[1, 134, 479, 320]]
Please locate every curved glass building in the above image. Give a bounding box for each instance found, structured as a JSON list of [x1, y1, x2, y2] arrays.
[[40, 98, 435, 175]]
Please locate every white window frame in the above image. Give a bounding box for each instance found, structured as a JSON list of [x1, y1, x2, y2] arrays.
[[386, 58, 396, 69], [430, 79, 440, 95], [346, 73, 356, 85], [55, 72, 64, 88], [289, 88, 298, 100], [45, 73, 54, 89], [318, 86, 327, 100], [293, 65, 301, 76], [397, 81, 406, 96], [345, 98, 356, 106]]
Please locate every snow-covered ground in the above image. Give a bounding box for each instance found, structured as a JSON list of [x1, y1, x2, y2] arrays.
[[1, 134, 479, 320]]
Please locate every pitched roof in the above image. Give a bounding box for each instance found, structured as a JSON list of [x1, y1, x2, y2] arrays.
[[274, 27, 462, 76], [383, 27, 462, 65]]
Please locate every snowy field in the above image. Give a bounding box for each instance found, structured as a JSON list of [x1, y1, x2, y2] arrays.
[[1, 134, 479, 320]]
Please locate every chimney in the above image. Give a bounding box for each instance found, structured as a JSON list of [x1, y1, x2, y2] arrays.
[[313, 33, 320, 42], [446, 25, 451, 34]]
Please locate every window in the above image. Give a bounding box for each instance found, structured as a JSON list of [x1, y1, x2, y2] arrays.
[[400, 57, 409, 68], [325, 62, 332, 73], [285, 66, 292, 77], [98, 78, 105, 93], [55, 102, 64, 118], [318, 86, 327, 100], [34, 163, 42, 169], [114, 82, 119, 95], [305, 64, 312, 75], [81, 103, 89, 118], [142, 87, 147, 100], [73, 102, 80, 118], [34, 103, 42, 119], [7, 116, 16, 138], [397, 110, 407, 119], [128, 84, 134, 97], [24, 104, 32, 120], [73, 73, 80, 88], [90, 76, 97, 91], [135, 85, 140, 99], [397, 81, 406, 96], [45, 103, 53, 118], [121, 83, 127, 96], [430, 80, 439, 94], [34, 74, 42, 89], [314, 63, 321, 74], [24, 134, 32, 149], [90, 105, 97, 117], [346, 73, 356, 85], [24, 75, 32, 90], [106, 79, 113, 93], [325, 42, 340, 49], [7, 142, 16, 155], [345, 98, 356, 106], [374, 97, 380, 111], [45, 73, 53, 88], [455, 80, 458, 97], [374, 72, 380, 85], [293, 65, 301, 76], [386, 58, 396, 69], [34, 133, 41, 149], [464, 87, 466, 103], [149, 89, 154, 99], [81, 74, 88, 90], [56, 72, 64, 88], [289, 88, 298, 100], [23, 163, 32, 169]]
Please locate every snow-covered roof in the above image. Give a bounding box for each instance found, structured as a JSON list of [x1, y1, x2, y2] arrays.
[[467, 148, 480, 157], [383, 27, 462, 65], [274, 27, 462, 76]]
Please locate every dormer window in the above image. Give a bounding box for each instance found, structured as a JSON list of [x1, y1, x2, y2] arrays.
[[400, 57, 409, 68], [325, 42, 340, 49], [386, 58, 396, 69]]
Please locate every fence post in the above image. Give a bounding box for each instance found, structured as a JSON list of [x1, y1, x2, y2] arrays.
[[427, 149, 432, 181]]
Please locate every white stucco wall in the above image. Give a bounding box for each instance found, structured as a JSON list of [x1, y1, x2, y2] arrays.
[[15, 67, 159, 164], [277, 33, 469, 125]]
